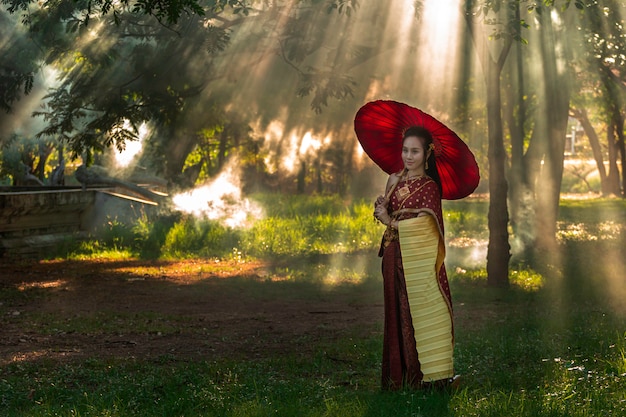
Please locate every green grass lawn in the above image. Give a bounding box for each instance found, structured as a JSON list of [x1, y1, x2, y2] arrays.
[[2, 254, 624, 417], [1, 196, 624, 416]]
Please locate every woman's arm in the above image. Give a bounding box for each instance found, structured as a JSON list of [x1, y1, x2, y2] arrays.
[[374, 173, 402, 226]]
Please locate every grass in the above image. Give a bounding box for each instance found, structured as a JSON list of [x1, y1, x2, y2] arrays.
[[1, 194, 625, 416], [2, 266, 624, 416], [49, 194, 626, 262], [51, 194, 382, 260]]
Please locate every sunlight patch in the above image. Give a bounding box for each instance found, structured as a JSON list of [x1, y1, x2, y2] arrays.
[[451, 267, 544, 292], [9, 350, 50, 364], [598, 221, 623, 239], [557, 222, 593, 241], [108, 259, 265, 284], [17, 280, 67, 291], [557, 221, 624, 241], [323, 267, 367, 286], [510, 269, 544, 292]]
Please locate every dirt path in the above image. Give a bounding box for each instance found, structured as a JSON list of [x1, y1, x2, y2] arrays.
[[0, 258, 384, 365]]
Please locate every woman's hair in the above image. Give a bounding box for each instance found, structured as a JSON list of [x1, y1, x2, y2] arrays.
[[402, 126, 442, 194]]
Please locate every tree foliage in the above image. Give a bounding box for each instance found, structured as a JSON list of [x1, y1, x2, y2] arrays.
[[1, 0, 364, 189], [1, 0, 206, 25], [459, 0, 626, 284], [0, 0, 624, 274]]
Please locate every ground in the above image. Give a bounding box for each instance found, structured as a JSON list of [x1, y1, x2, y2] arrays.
[[0, 258, 385, 365]]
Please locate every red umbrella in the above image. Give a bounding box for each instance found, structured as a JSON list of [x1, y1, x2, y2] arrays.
[[354, 100, 480, 200]]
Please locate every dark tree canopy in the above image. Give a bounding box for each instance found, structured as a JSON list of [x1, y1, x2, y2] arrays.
[[0, 0, 625, 287], [0, 0, 364, 193]]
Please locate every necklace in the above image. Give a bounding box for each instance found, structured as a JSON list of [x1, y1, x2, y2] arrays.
[[405, 173, 424, 182], [397, 174, 423, 198]]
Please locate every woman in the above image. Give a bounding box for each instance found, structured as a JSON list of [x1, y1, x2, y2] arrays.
[[373, 126, 457, 390]]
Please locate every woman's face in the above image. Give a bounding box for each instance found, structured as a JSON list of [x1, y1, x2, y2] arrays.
[[402, 135, 426, 172]]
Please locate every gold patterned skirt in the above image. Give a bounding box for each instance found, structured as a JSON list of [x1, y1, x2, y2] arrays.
[[398, 215, 454, 382]]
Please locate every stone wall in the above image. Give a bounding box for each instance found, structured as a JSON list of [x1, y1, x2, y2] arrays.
[[0, 187, 102, 257]]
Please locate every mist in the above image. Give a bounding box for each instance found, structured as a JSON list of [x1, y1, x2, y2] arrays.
[[1, 1, 625, 285], [1, 1, 477, 191]]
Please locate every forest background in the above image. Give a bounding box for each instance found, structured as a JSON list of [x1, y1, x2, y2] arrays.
[[1, 1, 625, 416], [2, 0, 625, 286]]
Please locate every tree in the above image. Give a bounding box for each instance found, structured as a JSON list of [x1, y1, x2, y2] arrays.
[[519, 3, 576, 260], [463, 0, 520, 287], [2, 0, 361, 186], [462, 0, 612, 283], [1, 0, 206, 27], [571, 0, 626, 197], [0, 11, 37, 113]]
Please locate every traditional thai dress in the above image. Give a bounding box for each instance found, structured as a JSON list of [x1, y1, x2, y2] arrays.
[[379, 174, 454, 390]]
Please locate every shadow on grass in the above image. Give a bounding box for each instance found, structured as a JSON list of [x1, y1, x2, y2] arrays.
[[447, 236, 626, 416], [1, 240, 625, 416]]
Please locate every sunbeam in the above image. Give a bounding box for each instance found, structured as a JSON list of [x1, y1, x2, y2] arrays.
[[114, 122, 149, 168], [1, 1, 624, 320]]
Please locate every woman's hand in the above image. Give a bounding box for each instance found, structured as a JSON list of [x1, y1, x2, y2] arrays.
[[374, 203, 391, 226], [374, 195, 387, 208]]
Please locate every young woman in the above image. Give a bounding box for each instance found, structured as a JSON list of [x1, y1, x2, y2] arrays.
[[373, 125, 457, 390]]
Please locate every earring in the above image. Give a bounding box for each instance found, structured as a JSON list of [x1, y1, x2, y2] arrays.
[[425, 160, 429, 170]]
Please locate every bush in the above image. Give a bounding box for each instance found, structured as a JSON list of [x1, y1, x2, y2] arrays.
[[237, 199, 382, 257], [161, 216, 242, 259]]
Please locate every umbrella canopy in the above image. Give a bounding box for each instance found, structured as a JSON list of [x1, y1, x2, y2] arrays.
[[354, 100, 480, 200]]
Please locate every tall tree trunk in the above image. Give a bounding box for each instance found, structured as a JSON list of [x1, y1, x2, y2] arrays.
[[606, 122, 621, 195], [297, 160, 306, 193], [337, 137, 352, 197], [583, 0, 626, 196], [316, 156, 323, 194], [506, 6, 527, 243], [464, 1, 513, 287], [532, 11, 571, 258], [570, 107, 609, 194], [605, 70, 625, 196], [616, 114, 626, 197], [485, 60, 512, 287]]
